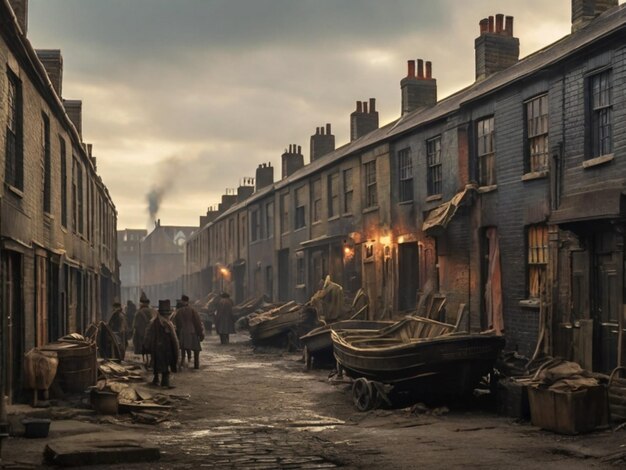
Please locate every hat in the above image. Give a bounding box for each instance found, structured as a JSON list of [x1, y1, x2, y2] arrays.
[[140, 292, 149, 304], [220, 292, 230, 298], [181, 294, 189, 302], [158, 299, 171, 314]]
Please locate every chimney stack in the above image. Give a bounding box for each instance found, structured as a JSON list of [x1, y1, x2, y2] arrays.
[[571, 0, 618, 32], [36, 49, 63, 98], [310, 122, 335, 161], [400, 58, 437, 115], [237, 177, 255, 202], [63, 99, 83, 138], [8, 0, 28, 35], [350, 98, 379, 141], [255, 162, 274, 191], [281, 145, 304, 179], [475, 13, 520, 81]]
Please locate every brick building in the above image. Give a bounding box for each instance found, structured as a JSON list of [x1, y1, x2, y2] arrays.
[[0, 0, 119, 401], [185, 0, 625, 373], [117, 228, 147, 304]]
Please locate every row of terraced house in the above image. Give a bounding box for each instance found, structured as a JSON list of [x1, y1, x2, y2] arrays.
[[185, 0, 626, 374], [1, 0, 119, 402]]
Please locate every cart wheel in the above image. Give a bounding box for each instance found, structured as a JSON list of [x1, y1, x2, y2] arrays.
[[353, 378, 375, 411], [303, 346, 313, 370]]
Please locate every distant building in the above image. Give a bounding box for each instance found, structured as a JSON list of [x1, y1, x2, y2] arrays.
[[117, 229, 147, 304]]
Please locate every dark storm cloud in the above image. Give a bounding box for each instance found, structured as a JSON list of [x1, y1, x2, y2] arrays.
[[26, 0, 578, 227]]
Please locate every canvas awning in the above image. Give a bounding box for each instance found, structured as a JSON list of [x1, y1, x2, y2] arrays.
[[550, 188, 625, 224], [422, 187, 474, 236]]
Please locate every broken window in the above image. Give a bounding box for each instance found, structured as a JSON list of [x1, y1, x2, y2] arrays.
[[589, 69, 612, 158], [328, 172, 339, 218], [477, 117, 495, 186], [527, 224, 548, 299], [398, 148, 413, 202], [364, 160, 377, 208], [426, 137, 442, 196], [5, 71, 23, 190], [311, 177, 321, 222], [526, 94, 549, 173], [294, 186, 306, 229], [343, 168, 353, 214]]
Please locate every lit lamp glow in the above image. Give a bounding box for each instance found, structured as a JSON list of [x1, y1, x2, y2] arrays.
[[379, 235, 391, 246]]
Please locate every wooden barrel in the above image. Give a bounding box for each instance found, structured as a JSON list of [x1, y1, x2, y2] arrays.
[[40, 342, 97, 394]]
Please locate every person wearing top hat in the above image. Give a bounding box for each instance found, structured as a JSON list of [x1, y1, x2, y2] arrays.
[[174, 294, 205, 369], [144, 300, 180, 388], [214, 292, 235, 345], [108, 300, 128, 360], [132, 292, 156, 364]]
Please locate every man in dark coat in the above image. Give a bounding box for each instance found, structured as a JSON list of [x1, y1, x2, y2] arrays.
[[175, 295, 205, 369], [108, 301, 128, 359], [132, 292, 155, 363], [215, 292, 235, 345], [144, 300, 179, 388], [126, 300, 137, 330]]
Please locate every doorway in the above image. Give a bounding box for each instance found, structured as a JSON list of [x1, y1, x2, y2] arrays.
[[398, 242, 419, 311]]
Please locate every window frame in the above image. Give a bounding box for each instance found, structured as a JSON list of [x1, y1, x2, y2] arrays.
[[588, 69, 613, 159], [398, 148, 414, 202], [294, 185, 306, 230], [5, 70, 23, 190], [364, 160, 377, 208], [280, 193, 289, 234], [524, 94, 549, 173], [426, 137, 442, 197], [265, 201, 274, 238], [527, 224, 549, 300], [328, 172, 339, 218], [476, 116, 496, 187], [311, 177, 322, 223], [343, 168, 353, 214]]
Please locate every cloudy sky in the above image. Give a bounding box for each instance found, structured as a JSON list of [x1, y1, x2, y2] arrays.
[[26, 0, 592, 229]]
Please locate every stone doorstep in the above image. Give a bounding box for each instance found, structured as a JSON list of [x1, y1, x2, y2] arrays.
[[43, 431, 160, 467]]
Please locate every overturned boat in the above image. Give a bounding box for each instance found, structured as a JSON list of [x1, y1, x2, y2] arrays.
[[249, 302, 320, 349], [331, 316, 505, 410]]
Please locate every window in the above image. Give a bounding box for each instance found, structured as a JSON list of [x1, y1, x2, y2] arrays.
[[477, 117, 495, 186], [527, 224, 548, 299], [526, 94, 549, 173], [397, 148, 413, 202], [589, 70, 612, 158], [364, 160, 377, 208], [311, 178, 322, 222], [250, 209, 259, 242], [228, 218, 235, 250], [328, 172, 339, 218], [42, 114, 51, 212], [280, 193, 289, 234], [343, 168, 353, 213], [426, 137, 442, 196], [5, 71, 23, 190], [77, 160, 84, 234], [294, 186, 306, 229], [72, 158, 84, 233], [296, 257, 305, 285], [265, 201, 274, 238]]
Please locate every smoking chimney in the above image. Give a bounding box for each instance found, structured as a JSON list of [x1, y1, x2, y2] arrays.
[[350, 98, 379, 141], [8, 0, 28, 35], [475, 14, 519, 81], [310, 123, 335, 161], [571, 0, 618, 32], [281, 145, 305, 179], [36, 49, 63, 98], [400, 59, 437, 115]]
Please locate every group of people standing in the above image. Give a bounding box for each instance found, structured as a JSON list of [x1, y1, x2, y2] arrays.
[[107, 292, 235, 388]]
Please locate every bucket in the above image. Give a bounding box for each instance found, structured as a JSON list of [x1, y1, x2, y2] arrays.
[[90, 389, 119, 415], [22, 418, 51, 438]]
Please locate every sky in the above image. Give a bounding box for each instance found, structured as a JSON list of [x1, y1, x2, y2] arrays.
[[25, 0, 592, 230]]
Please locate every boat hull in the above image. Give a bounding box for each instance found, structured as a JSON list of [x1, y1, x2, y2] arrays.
[[300, 320, 394, 356]]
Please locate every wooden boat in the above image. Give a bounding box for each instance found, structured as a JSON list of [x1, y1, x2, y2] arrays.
[[331, 316, 505, 410], [249, 303, 320, 349], [300, 320, 394, 369]]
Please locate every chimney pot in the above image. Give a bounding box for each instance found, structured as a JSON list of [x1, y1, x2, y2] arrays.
[[369, 98, 376, 113], [326, 123, 331, 135], [495, 14, 504, 33], [297, 145, 301, 154], [417, 59, 424, 79], [425, 61, 432, 79], [316, 127, 320, 135], [488, 15, 495, 32], [505, 15, 514, 36], [479, 18, 489, 35], [356, 101, 362, 113], [407, 59, 416, 78], [363, 101, 368, 114]]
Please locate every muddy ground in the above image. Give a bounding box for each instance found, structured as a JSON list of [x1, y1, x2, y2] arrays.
[[4, 332, 626, 469]]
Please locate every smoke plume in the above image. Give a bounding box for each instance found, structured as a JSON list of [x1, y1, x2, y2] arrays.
[[146, 155, 182, 228]]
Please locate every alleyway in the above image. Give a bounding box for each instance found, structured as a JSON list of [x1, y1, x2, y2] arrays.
[[5, 332, 626, 469]]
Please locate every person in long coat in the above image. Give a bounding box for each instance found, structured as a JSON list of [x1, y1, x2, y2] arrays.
[[108, 301, 128, 359], [126, 300, 137, 330], [132, 292, 155, 363], [215, 292, 235, 345], [174, 295, 205, 369], [144, 300, 179, 388]]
